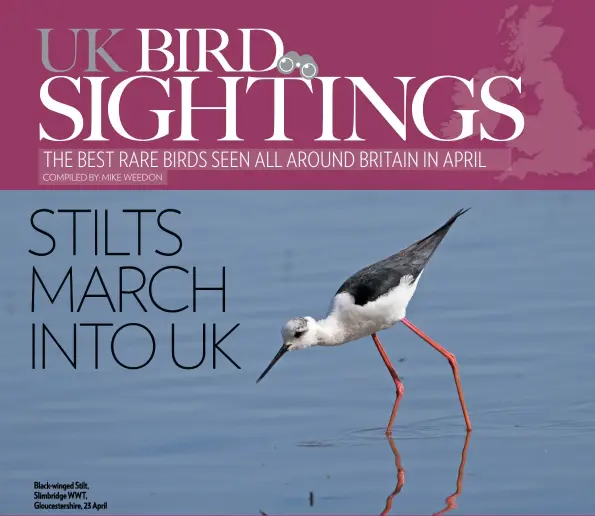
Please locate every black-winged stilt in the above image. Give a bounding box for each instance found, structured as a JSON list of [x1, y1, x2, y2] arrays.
[[256, 208, 472, 433]]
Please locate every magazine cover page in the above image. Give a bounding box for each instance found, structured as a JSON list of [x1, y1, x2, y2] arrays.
[[2, 0, 594, 514]]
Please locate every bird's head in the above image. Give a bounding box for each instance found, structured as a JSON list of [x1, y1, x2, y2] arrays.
[[256, 316, 318, 383], [281, 316, 319, 350]]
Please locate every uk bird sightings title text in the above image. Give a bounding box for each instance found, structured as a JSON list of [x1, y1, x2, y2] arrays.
[[29, 209, 241, 371], [38, 28, 525, 143]]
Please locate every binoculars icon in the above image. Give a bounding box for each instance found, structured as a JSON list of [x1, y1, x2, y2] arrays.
[[276, 51, 318, 80]]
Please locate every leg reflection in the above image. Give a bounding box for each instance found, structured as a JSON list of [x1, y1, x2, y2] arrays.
[[380, 396, 405, 515], [380, 398, 472, 516], [380, 432, 405, 516], [433, 431, 471, 516]]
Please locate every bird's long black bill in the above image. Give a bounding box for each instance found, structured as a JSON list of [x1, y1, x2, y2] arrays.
[[256, 345, 288, 383]]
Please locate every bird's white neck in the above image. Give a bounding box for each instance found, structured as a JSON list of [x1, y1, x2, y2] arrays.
[[307, 290, 398, 347], [311, 313, 350, 347]]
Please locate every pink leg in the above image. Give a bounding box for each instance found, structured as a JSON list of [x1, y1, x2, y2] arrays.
[[372, 332, 405, 435], [401, 318, 472, 431]]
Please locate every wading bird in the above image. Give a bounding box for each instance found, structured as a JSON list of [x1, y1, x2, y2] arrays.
[[256, 209, 472, 433]]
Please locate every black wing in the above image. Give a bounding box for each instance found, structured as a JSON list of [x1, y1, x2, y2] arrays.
[[336, 208, 469, 306]]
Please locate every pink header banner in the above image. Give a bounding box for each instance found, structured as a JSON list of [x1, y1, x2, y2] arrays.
[[3, 0, 595, 189]]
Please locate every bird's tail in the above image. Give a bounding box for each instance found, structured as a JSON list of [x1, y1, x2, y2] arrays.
[[417, 208, 470, 245], [401, 208, 470, 264]]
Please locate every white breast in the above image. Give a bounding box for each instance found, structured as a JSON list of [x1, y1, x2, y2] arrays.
[[327, 272, 423, 344]]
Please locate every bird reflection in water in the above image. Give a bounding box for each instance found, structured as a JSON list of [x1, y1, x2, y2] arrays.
[[379, 435, 405, 515], [380, 433, 471, 515], [433, 431, 471, 515], [260, 401, 471, 516], [381, 397, 471, 515]]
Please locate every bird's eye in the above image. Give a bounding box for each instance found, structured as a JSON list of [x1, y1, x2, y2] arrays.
[[294, 331, 305, 338]]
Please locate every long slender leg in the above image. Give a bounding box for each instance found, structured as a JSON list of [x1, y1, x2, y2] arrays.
[[371, 332, 404, 434], [380, 433, 405, 516], [401, 318, 472, 432], [385, 387, 402, 435]]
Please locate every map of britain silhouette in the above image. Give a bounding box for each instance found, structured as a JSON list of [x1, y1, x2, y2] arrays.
[[441, 2, 595, 181]]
